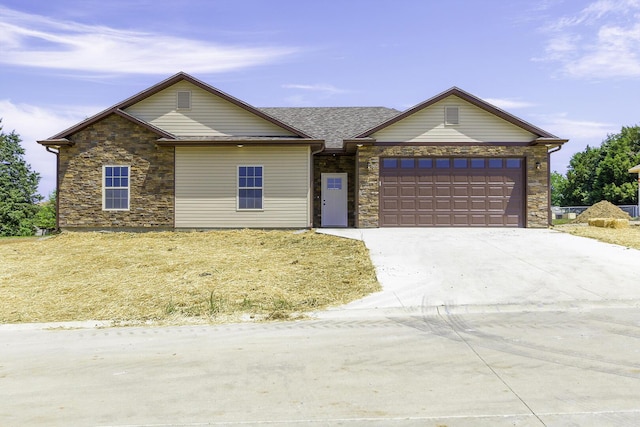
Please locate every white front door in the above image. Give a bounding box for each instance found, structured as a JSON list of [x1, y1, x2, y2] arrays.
[[321, 173, 348, 227]]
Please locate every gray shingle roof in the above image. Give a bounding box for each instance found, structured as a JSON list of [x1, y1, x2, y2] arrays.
[[259, 107, 400, 149]]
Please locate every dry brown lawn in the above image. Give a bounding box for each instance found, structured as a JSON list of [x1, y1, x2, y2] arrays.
[[555, 223, 640, 250], [0, 230, 379, 324]]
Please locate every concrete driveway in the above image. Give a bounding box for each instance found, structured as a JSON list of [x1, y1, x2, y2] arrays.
[[318, 228, 640, 313]]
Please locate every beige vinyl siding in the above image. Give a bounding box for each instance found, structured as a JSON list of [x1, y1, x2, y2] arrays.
[[373, 96, 536, 143], [175, 146, 310, 228], [125, 81, 296, 137]]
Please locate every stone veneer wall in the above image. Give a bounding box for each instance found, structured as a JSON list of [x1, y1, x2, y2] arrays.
[[313, 154, 356, 227], [58, 114, 175, 229], [356, 144, 550, 228]]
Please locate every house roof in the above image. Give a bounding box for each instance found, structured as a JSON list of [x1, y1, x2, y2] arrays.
[[259, 107, 400, 149], [355, 86, 566, 144], [629, 164, 640, 173], [38, 74, 566, 151], [38, 72, 314, 144]]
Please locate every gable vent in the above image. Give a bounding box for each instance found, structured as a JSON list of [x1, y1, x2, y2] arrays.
[[177, 91, 191, 110], [445, 106, 459, 125]]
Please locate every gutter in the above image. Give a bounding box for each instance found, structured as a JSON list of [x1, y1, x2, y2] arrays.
[[309, 144, 325, 228], [45, 146, 61, 232], [547, 144, 563, 227]]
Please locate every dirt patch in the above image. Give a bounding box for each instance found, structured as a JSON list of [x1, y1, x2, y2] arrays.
[[555, 223, 640, 250], [0, 230, 379, 324], [574, 200, 631, 223]]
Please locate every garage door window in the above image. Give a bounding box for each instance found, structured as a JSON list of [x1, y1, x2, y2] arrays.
[[382, 158, 398, 168], [418, 159, 433, 169], [506, 159, 522, 168], [436, 159, 450, 168], [453, 158, 467, 168], [488, 159, 503, 168], [400, 158, 415, 168], [470, 158, 485, 168]]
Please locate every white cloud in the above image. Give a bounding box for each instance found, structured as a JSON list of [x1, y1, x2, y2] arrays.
[[282, 83, 348, 95], [538, 113, 617, 139], [0, 6, 297, 75], [0, 100, 94, 197], [483, 98, 536, 109], [537, 0, 640, 79]]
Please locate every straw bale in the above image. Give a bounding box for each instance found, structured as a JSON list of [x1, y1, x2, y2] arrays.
[[588, 218, 629, 228]]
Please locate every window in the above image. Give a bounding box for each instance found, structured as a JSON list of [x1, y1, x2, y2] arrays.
[[453, 158, 467, 168], [327, 177, 342, 190], [488, 159, 503, 168], [238, 166, 263, 210], [418, 158, 433, 169], [470, 158, 485, 168], [436, 158, 450, 169], [177, 91, 191, 109], [445, 106, 459, 125], [506, 158, 522, 168], [382, 158, 398, 169], [400, 158, 415, 169], [103, 166, 129, 210]]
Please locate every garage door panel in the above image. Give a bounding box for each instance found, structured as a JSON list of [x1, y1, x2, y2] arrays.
[[380, 157, 524, 227], [453, 186, 469, 196], [436, 186, 451, 197], [400, 186, 417, 197], [418, 187, 434, 197]]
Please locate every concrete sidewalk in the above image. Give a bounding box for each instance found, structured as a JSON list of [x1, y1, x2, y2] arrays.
[[318, 228, 640, 314]]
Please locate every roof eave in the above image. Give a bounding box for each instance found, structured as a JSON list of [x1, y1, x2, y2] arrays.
[[155, 138, 324, 151], [37, 138, 74, 147], [629, 164, 640, 173]]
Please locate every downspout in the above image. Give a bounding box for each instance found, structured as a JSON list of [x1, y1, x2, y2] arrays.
[[310, 145, 324, 228], [45, 146, 60, 231], [547, 145, 562, 227]]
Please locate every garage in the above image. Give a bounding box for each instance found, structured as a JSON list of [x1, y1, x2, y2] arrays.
[[380, 157, 524, 227]]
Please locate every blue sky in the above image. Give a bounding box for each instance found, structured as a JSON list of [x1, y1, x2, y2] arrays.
[[1, 0, 639, 197]]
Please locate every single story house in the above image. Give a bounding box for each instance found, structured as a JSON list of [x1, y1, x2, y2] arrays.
[[38, 72, 567, 230]]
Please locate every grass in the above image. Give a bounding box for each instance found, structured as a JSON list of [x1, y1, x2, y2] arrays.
[[554, 223, 640, 250], [0, 230, 379, 324]]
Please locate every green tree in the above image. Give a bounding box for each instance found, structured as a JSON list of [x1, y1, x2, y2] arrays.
[[562, 125, 640, 205], [0, 120, 42, 236], [34, 192, 57, 232], [550, 171, 568, 206]]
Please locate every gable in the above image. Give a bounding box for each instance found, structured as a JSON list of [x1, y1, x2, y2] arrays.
[[124, 81, 297, 138], [371, 95, 536, 143]]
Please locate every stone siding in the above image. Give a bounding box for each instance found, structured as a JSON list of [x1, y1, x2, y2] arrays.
[[313, 154, 356, 227], [58, 114, 175, 229], [356, 144, 550, 228]]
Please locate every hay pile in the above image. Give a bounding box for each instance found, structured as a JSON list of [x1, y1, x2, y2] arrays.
[[574, 200, 631, 223]]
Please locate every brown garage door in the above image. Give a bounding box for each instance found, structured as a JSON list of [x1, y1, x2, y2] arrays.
[[380, 157, 524, 227]]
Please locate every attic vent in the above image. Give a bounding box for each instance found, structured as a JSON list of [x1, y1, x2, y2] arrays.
[[445, 106, 459, 125], [177, 91, 191, 110]]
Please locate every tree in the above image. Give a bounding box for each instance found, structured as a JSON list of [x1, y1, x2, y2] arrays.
[[33, 192, 56, 233], [562, 125, 640, 206], [550, 171, 568, 206], [0, 120, 42, 236]]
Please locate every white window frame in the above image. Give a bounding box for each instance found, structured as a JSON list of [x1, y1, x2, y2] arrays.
[[176, 90, 192, 110], [237, 165, 264, 211], [102, 165, 130, 211], [445, 106, 459, 126]]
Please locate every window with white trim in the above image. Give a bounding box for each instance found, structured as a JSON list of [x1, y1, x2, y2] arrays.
[[238, 166, 263, 210], [103, 165, 130, 210]]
